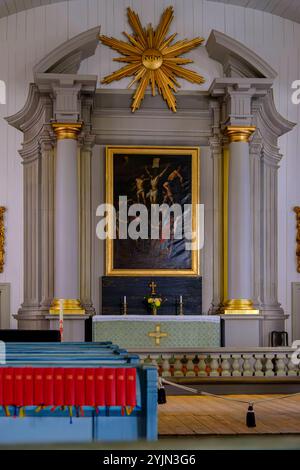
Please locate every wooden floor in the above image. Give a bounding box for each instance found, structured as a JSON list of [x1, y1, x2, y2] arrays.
[[158, 395, 300, 435]]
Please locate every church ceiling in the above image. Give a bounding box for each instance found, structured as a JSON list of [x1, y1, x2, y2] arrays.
[[0, 0, 300, 24]]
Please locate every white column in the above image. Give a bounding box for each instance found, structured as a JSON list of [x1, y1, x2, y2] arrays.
[[224, 126, 258, 314], [50, 123, 84, 314]]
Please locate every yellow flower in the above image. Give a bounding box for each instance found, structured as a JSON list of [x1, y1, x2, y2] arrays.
[[148, 298, 154, 304], [155, 300, 161, 307]]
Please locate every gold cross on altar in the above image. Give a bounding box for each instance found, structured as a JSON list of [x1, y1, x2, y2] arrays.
[[148, 324, 168, 346], [149, 280, 157, 295]]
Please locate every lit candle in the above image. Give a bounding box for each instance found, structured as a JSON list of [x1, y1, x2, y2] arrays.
[[59, 299, 64, 342]]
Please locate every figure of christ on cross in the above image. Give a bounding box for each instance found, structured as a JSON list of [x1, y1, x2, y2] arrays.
[[145, 165, 170, 204], [135, 174, 148, 204]]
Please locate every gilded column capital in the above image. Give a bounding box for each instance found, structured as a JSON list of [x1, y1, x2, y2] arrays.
[[225, 126, 256, 143], [52, 122, 83, 140]]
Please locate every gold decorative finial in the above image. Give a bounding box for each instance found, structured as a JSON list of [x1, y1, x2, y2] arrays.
[[99, 6, 205, 112]]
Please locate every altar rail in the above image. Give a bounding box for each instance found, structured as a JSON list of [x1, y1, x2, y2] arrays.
[[134, 348, 300, 380]]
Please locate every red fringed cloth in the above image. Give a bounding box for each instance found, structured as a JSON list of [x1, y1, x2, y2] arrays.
[[0, 367, 137, 412]]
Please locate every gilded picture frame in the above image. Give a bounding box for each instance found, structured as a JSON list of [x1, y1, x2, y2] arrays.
[[0, 207, 6, 273], [105, 146, 200, 276]]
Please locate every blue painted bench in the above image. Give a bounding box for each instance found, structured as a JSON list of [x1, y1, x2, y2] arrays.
[[0, 342, 157, 443]]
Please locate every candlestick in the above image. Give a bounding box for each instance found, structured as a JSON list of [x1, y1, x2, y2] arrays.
[[178, 296, 183, 316], [121, 296, 127, 315]]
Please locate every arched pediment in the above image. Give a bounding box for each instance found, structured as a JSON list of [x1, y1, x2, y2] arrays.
[[206, 30, 277, 79], [33, 26, 101, 77]]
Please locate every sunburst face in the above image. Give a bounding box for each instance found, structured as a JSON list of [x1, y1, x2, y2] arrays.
[[99, 6, 205, 112]]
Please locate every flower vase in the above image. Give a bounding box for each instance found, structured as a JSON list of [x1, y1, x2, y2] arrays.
[[152, 305, 157, 315]]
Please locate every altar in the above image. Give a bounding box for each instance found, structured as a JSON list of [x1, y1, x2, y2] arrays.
[[93, 315, 221, 349]]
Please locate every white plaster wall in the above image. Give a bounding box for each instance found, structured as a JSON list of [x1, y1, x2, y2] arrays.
[[0, 0, 299, 331]]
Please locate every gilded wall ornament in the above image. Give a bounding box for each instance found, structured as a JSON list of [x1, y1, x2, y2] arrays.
[[99, 6, 205, 112], [0, 207, 6, 273]]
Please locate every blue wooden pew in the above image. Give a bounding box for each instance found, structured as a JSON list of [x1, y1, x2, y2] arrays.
[[0, 342, 157, 443]]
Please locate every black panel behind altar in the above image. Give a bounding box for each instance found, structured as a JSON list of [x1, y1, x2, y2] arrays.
[[101, 276, 202, 315]]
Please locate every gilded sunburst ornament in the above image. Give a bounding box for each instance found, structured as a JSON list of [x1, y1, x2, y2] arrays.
[[99, 6, 205, 112]]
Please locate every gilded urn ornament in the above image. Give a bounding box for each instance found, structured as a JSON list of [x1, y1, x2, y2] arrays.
[[99, 6, 205, 112]]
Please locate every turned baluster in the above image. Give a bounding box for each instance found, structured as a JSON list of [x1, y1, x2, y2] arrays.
[[265, 353, 275, 377], [220, 354, 231, 377], [161, 356, 171, 377], [186, 355, 196, 377], [210, 354, 220, 377], [143, 354, 152, 364], [173, 356, 184, 377], [231, 354, 242, 376], [242, 354, 253, 376], [275, 354, 287, 377], [169, 354, 176, 376], [198, 355, 207, 377], [254, 354, 264, 377]]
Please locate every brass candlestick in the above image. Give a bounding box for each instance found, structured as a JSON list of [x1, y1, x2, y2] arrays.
[[121, 296, 127, 315], [178, 296, 184, 316]]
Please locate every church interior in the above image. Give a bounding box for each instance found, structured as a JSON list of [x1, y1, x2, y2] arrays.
[[1, 0, 300, 453]]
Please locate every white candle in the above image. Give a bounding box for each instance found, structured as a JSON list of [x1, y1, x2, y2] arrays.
[[59, 299, 64, 341], [179, 296, 183, 303], [123, 296, 127, 304]]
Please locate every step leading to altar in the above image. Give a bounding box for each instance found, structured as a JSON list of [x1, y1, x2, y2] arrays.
[[93, 315, 221, 349]]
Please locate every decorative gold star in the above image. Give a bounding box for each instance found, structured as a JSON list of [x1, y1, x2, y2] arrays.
[[99, 6, 205, 112]]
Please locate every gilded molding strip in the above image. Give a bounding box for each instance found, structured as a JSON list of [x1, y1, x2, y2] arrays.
[[0, 207, 6, 273], [294, 207, 300, 273]]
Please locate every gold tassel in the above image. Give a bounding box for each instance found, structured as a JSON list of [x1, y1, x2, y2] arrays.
[[35, 406, 43, 413], [125, 406, 134, 416]]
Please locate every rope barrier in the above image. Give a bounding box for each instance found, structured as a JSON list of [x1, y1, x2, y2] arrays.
[[161, 378, 300, 428]]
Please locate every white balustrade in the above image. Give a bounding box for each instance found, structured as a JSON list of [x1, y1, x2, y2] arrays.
[[136, 349, 300, 381]]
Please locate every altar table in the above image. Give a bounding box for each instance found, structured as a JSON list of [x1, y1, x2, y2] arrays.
[[93, 315, 221, 349]]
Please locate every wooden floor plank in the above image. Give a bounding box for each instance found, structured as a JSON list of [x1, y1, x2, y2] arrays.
[[158, 395, 300, 436]]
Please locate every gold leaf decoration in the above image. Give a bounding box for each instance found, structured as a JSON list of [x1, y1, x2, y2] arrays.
[[99, 6, 205, 112]]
